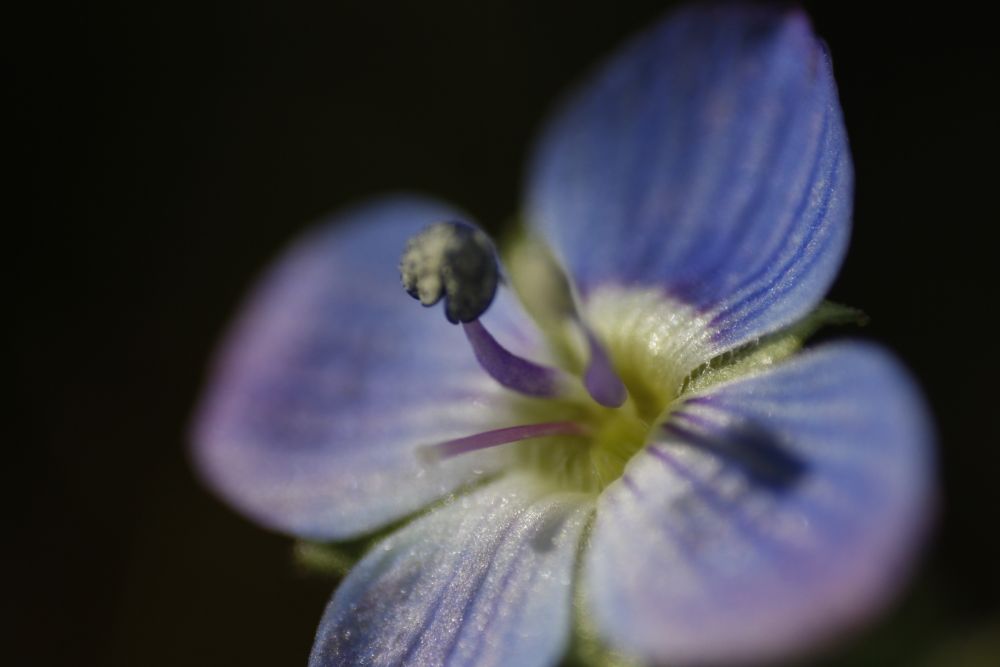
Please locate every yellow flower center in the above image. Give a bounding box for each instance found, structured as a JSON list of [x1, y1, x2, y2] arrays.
[[506, 285, 714, 493]]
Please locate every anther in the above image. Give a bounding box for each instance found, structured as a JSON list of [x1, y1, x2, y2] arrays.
[[400, 221, 499, 324]]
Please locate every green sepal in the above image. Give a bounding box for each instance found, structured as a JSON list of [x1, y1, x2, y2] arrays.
[[560, 610, 642, 667], [293, 542, 358, 578], [559, 519, 643, 667], [292, 511, 426, 578]]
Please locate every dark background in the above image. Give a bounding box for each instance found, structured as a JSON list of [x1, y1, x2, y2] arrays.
[[11, 1, 998, 665]]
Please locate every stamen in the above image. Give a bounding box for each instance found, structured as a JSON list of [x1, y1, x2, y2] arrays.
[[399, 221, 628, 408], [463, 319, 573, 398], [580, 324, 628, 408], [418, 420, 589, 461]]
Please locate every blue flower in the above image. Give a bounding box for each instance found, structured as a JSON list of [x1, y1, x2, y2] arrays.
[[193, 5, 934, 666]]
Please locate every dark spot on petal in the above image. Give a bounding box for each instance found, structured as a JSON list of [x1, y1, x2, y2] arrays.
[[664, 418, 806, 493]]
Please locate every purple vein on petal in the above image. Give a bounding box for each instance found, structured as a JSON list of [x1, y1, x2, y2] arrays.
[[663, 414, 806, 491], [645, 444, 776, 553], [418, 421, 589, 461], [440, 513, 526, 665], [618, 466, 717, 585], [713, 141, 844, 331], [403, 509, 523, 665], [665, 409, 865, 544], [646, 440, 821, 579]]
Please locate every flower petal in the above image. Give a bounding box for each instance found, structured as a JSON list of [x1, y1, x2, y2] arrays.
[[309, 474, 593, 667], [192, 196, 550, 540], [526, 5, 852, 351], [585, 343, 934, 664]]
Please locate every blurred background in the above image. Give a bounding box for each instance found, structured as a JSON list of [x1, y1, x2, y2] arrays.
[[10, 1, 998, 665]]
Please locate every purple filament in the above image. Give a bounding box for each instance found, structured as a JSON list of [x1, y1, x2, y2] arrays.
[[462, 319, 568, 397], [419, 421, 588, 461], [582, 327, 628, 408]]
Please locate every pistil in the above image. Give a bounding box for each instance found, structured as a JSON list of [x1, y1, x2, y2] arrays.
[[418, 421, 589, 461]]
